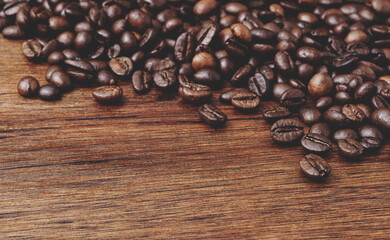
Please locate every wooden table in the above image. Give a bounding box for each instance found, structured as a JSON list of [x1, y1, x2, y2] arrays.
[[1, 37, 389, 239]]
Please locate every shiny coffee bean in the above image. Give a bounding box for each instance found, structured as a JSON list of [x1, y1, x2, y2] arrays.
[[358, 124, 384, 141], [132, 70, 152, 94], [248, 73, 271, 98], [279, 88, 306, 110], [231, 92, 260, 111], [153, 70, 177, 91], [198, 103, 227, 128], [271, 119, 304, 144], [109, 57, 133, 76], [309, 122, 332, 139], [231, 64, 253, 87], [342, 104, 365, 124], [38, 84, 61, 101], [219, 88, 249, 104], [275, 51, 295, 75], [179, 82, 212, 104], [333, 129, 360, 142], [193, 68, 222, 89], [17, 76, 40, 98], [308, 73, 333, 99], [22, 39, 42, 62], [324, 105, 351, 127], [263, 106, 291, 123], [315, 97, 333, 111], [97, 70, 115, 86], [360, 137, 382, 153], [371, 95, 390, 109], [49, 71, 72, 91], [300, 154, 331, 181], [337, 139, 364, 159], [92, 85, 123, 104], [273, 83, 292, 100], [301, 133, 332, 153], [299, 105, 322, 125], [371, 108, 390, 133]]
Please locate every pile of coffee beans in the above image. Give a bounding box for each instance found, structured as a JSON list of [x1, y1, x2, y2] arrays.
[[2, 0, 390, 181]]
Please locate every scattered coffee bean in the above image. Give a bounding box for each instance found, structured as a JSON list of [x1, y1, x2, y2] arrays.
[[92, 86, 123, 104], [231, 92, 260, 111], [301, 133, 332, 153], [179, 82, 212, 104], [132, 70, 152, 94], [300, 154, 331, 181], [198, 103, 227, 128], [219, 88, 249, 104], [263, 106, 291, 123], [17, 76, 39, 98], [309, 123, 332, 139], [271, 119, 304, 144], [38, 84, 61, 101]]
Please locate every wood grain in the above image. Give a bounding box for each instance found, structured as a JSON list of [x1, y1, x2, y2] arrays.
[[0, 37, 389, 239]]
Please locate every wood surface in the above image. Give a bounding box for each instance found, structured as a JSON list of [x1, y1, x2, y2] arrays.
[[0, 36, 389, 239]]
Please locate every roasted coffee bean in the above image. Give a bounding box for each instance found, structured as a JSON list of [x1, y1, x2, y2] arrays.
[[22, 39, 42, 62], [193, 0, 218, 16], [275, 51, 295, 75], [231, 92, 260, 111], [120, 31, 138, 53], [132, 70, 152, 94], [47, 51, 65, 65], [144, 58, 176, 73], [192, 52, 216, 71], [179, 82, 212, 104], [41, 39, 60, 59], [64, 58, 95, 83], [300, 154, 331, 181], [198, 103, 227, 128], [263, 106, 291, 123], [273, 83, 292, 100], [231, 64, 253, 87], [109, 57, 133, 76], [359, 124, 384, 142], [248, 73, 271, 98], [45, 65, 63, 82], [354, 81, 376, 101], [332, 53, 359, 68], [279, 88, 306, 110], [308, 73, 333, 99], [127, 9, 152, 33], [296, 47, 322, 62], [298, 105, 322, 125], [324, 105, 350, 127], [63, 49, 79, 59], [38, 84, 61, 101], [153, 70, 177, 91], [360, 137, 382, 153], [337, 139, 364, 159], [315, 97, 333, 111], [174, 31, 195, 63], [2, 25, 25, 39], [309, 122, 332, 139], [333, 129, 360, 142], [49, 71, 72, 91], [97, 70, 115, 86], [219, 88, 249, 104], [271, 119, 304, 144], [342, 104, 365, 124], [301, 133, 332, 153], [193, 68, 222, 89], [371, 95, 390, 109], [89, 60, 108, 72], [372, 108, 390, 133], [17, 76, 40, 98], [92, 85, 123, 104]]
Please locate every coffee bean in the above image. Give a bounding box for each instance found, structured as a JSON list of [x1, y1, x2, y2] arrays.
[[360, 137, 382, 153], [92, 85, 123, 104], [315, 97, 333, 111], [179, 82, 212, 104], [371, 95, 390, 109], [17, 76, 40, 98], [248, 73, 271, 98], [337, 139, 364, 159], [64, 58, 95, 84], [279, 88, 306, 110], [300, 154, 331, 181], [342, 104, 365, 124], [2, 25, 25, 39], [324, 105, 351, 127], [174, 31, 195, 63], [231, 64, 253, 87], [333, 129, 360, 142], [198, 103, 227, 128], [38, 84, 61, 101], [144, 58, 176, 73], [193, 0, 218, 16], [97, 70, 116, 86], [127, 9, 152, 33], [132, 70, 152, 94], [301, 133, 332, 153], [271, 119, 304, 144], [153, 70, 177, 91], [372, 108, 390, 133], [192, 52, 216, 71], [263, 106, 291, 123], [193, 68, 222, 89], [359, 124, 384, 141], [219, 88, 249, 104], [231, 92, 260, 111], [47, 51, 65, 65], [355, 81, 376, 101], [275, 51, 295, 75], [49, 71, 72, 91], [273, 83, 292, 100], [308, 73, 333, 99], [298, 105, 322, 125], [109, 57, 133, 76], [22, 39, 42, 62], [309, 122, 332, 139]]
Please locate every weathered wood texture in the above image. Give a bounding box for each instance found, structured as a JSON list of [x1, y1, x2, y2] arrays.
[[0, 37, 389, 239]]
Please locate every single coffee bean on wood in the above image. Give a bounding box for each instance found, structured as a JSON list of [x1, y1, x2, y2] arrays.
[[300, 154, 331, 181], [198, 104, 227, 128], [17, 76, 40, 98], [38, 84, 61, 101], [92, 86, 123, 104]]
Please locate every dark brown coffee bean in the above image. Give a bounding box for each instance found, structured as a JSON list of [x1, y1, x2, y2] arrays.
[[49, 71, 72, 91], [271, 119, 304, 144], [300, 154, 331, 181], [315, 97, 333, 111], [17, 76, 40, 98], [132, 70, 152, 94], [337, 139, 364, 159], [96, 69, 115, 86], [219, 88, 249, 104], [193, 0, 218, 16], [372, 108, 390, 133], [179, 82, 212, 104], [127, 9, 152, 33], [324, 105, 351, 127], [301, 133, 332, 153], [309, 122, 332, 139], [74, 31, 94, 52], [63, 49, 79, 59], [263, 106, 291, 123], [231, 92, 260, 111], [22, 39, 42, 62], [342, 104, 366, 124], [2, 25, 25, 39], [248, 73, 271, 98], [273, 83, 292, 101], [92, 85, 123, 104], [193, 68, 222, 89], [360, 137, 382, 153], [333, 129, 360, 142], [296, 47, 322, 62], [144, 58, 176, 73], [198, 103, 227, 128], [174, 31, 195, 63], [280, 88, 306, 110], [153, 70, 177, 91], [64, 58, 95, 84], [47, 51, 65, 65], [371, 95, 390, 109], [49, 16, 70, 31], [109, 57, 133, 76], [299, 105, 322, 125], [308, 73, 333, 99], [231, 64, 253, 87], [275, 51, 295, 75], [38, 84, 61, 101], [354, 81, 376, 101], [192, 52, 216, 71]]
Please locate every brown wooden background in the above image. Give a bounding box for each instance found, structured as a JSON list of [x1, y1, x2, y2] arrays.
[[0, 37, 389, 239]]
